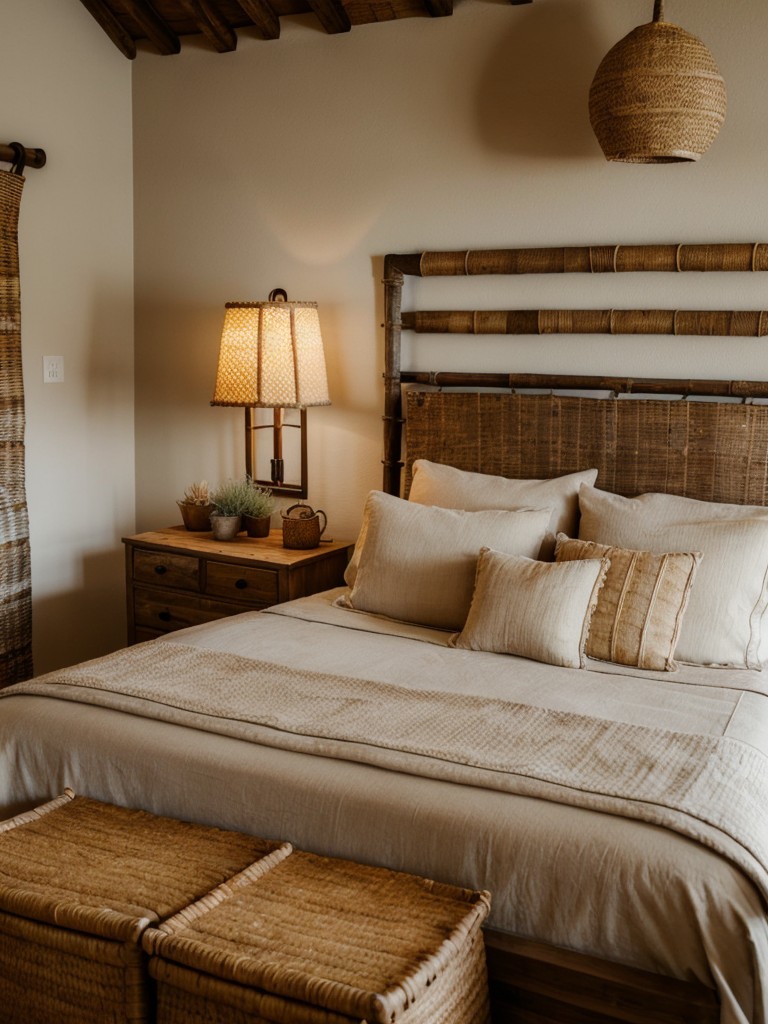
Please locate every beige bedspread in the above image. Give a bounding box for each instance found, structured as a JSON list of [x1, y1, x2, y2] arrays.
[[1, 590, 767, 1024], [8, 627, 768, 903]]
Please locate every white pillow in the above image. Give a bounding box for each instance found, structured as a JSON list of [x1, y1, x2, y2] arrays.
[[339, 491, 552, 630], [408, 461, 598, 559], [578, 485, 768, 669], [450, 548, 609, 668]]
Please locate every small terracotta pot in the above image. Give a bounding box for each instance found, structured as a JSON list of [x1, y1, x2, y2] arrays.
[[178, 502, 214, 531], [243, 514, 271, 538]]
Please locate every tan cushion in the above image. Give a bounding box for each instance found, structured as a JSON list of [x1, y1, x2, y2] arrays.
[[450, 548, 609, 668], [555, 535, 701, 671], [339, 491, 551, 630], [578, 485, 768, 669], [408, 461, 598, 559]]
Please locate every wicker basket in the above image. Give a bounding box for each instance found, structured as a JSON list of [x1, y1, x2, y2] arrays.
[[589, 0, 726, 163], [145, 850, 492, 1024], [0, 791, 291, 1024]]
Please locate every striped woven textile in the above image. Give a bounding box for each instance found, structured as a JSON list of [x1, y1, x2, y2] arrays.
[[0, 170, 32, 685]]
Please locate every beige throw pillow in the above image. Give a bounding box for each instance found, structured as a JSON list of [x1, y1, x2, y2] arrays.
[[339, 491, 552, 630], [408, 461, 598, 560], [450, 548, 609, 668], [578, 485, 768, 669], [555, 535, 701, 671]]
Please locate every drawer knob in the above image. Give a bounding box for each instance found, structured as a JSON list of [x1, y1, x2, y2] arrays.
[[154, 565, 168, 575], [158, 611, 172, 622], [235, 578, 248, 589]]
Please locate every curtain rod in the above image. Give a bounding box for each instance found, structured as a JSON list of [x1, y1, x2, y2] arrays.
[[0, 143, 46, 171]]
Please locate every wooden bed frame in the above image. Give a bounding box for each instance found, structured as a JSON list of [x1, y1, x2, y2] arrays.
[[380, 244, 768, 1024]]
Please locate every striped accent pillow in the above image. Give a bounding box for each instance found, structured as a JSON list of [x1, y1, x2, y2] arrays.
[[555, 535, 701, 671]]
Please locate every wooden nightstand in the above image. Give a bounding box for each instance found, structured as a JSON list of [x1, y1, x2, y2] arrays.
[[123, 527, 353, 644]]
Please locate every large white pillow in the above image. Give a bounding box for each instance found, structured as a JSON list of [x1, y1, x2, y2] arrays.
[[408, 461, 598, 559], [450, 548, 609, 668], [338, 491, 552, 630], [578, 485, 768, 669]]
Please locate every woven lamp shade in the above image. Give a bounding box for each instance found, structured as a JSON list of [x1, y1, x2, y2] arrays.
[[211, 299, 330, 409], [589, 1, 726, 163]]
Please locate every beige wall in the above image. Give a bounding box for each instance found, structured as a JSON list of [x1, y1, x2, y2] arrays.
[[2, 0, 134, 672], [132, 0, 768, 546]]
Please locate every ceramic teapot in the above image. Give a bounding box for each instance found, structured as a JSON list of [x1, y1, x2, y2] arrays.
[[281, 502, 328, 549]]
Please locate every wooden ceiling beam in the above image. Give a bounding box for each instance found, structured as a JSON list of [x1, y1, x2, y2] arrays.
[[235, 0, 281, 40], [182, 0, 237, 51], [116, 0, 181, 54], [306, 0, 351, 34], [78, 0, 137, 58], [80, 0, 535, 57]]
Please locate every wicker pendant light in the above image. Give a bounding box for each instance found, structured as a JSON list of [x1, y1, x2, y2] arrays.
[[589, 0, 726, 163]]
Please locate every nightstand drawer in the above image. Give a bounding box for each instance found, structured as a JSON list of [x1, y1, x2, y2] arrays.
[[133, 587, 230, 634], [205, 562, 279, 605], [124, 529, 353, 645], [133, 550, 200, 592]]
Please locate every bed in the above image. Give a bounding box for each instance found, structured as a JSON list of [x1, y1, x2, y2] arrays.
[[3, 244, 768, 1024]]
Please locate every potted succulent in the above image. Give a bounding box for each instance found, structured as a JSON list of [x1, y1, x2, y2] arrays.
[[209, 477, 252, 541], [242, 481, 275, 538], [177, 481, 214, 532]]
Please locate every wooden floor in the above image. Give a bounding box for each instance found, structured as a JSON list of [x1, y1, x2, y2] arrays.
[[484, 930, 720, 1024]]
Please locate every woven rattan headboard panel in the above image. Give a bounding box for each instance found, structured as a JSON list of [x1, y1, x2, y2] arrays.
[[403, 391, 768, 505], [383, 244, 768, 503]]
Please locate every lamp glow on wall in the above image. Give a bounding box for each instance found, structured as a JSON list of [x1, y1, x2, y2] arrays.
[[210, 289, 330, 499], [589, 0, 726, 163]]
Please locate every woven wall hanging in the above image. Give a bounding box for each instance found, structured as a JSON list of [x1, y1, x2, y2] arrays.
[[0, 166, 32, 685], [588, 0, 726, 163]]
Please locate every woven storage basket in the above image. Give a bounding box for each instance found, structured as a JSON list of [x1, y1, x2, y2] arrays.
[[0, 790, 291, 1024], [588, 0, 726, 163], [144, 849, 492, 1024]]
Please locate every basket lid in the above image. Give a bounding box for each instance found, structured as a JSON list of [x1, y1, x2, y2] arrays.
[[144, 850, 491, 1023]]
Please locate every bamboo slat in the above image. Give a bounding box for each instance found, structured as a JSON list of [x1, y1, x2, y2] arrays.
[[400, 372, 768, 398], [401, 309, 768, 336], [386, 244, 768, 277]]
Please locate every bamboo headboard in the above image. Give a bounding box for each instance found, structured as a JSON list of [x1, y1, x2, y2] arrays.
[[382, 244, 768, 504]]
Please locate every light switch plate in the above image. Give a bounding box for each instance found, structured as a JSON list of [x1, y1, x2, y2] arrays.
[[43, 355, 64, 383]]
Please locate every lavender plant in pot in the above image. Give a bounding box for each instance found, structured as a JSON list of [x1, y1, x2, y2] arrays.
[[209, 477, 252, 541], [242, 481, 275, 538]]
